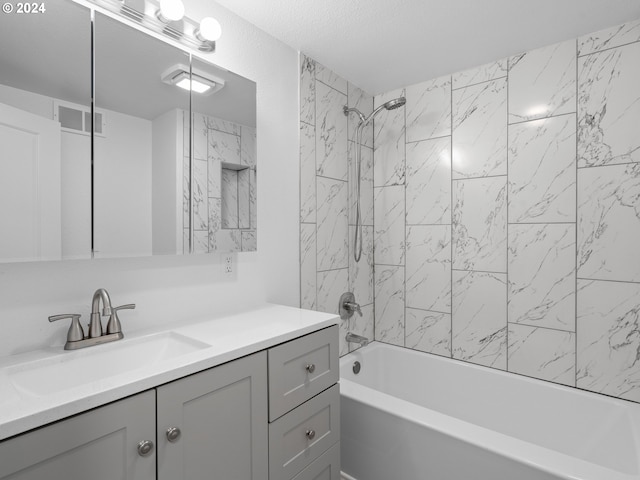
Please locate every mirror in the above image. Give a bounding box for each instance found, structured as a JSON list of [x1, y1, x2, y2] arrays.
[[0, 0, 92, 262], [0, 1, 257, 263], [189, 58, 257, 254]]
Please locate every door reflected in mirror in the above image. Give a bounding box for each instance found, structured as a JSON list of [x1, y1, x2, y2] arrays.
[[0, 1, 91, 262]]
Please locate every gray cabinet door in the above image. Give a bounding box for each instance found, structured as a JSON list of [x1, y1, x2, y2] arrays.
[[0, 390, 156, 480], [156, 351, 268, 480]]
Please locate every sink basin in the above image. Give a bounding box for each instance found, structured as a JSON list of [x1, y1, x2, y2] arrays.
[[7, 332, 211, 397]]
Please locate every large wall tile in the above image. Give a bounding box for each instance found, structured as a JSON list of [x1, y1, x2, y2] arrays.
[[209, 129, 241, 165], [453, 177, 507, 272], [374, 186, 405, 265], [300, 54, 316, 126], [578, 41, 640, 167], [508, 324, 575, 386], [317, 177, 348, 271], [508, 224, 576, 331], [192, 114, 208, 161], [452, 271, 507, 369], [349, 225, 374, 306], [578, 164, 640, 282], [375, 265, 405, 346], [349, 303, 374, 353], [578, 18, 640, 56], [348, 141, 374, 226], [240, 126, 256, 167], [406, 308, 451, 357], [207, 197, 220, 251], [206, 116, 241, 136], [406, 137, 451, 225], [347, 83, 373, 148], [577, 280, 640, 402], [508, 39, 577, 123], [207, 158, 221, 199], [215, 230, 241, 252], [406, 75, 451, 142], [193, 230, 208, 254], [508, 115, 576, 223], [192, 159, 208, 230], [316, 81, 348, 181], [300, 223, 317, 310], [316, 60, 348, 94], [300, 122, 316, 222], [317, 268, 349, 355], [452, 59, 508, 90], [406, 225, 451, 313], [452, 78, 507, 178], [241, 230, 256, 252], [373, 88, 406, 186]]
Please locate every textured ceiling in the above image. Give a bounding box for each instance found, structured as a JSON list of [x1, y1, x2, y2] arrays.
[[213, 0, 640, 95]]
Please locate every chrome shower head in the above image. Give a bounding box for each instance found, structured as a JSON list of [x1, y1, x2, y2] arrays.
[[382, 97, 406, 111]]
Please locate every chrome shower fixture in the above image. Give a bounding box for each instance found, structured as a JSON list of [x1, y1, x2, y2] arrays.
[[87, 0, 221, 52], [343, 96, 406, 262]]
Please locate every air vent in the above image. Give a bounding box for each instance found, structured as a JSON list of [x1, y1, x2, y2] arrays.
[[53, 100, 107, 137]]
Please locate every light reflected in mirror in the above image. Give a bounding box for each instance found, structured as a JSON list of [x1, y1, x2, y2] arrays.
[[189, 58, 257, 254], [0, 1, 91, 262]]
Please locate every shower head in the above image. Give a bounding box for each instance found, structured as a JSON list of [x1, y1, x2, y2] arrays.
[[382, 97, 406, 111]]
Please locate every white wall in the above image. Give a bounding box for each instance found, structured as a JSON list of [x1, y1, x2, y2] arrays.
[[0, 1, 300, 357]]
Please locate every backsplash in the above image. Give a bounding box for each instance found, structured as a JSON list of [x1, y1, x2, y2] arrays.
[[300, 17, 640, 402], [299, 54, 375, 355]]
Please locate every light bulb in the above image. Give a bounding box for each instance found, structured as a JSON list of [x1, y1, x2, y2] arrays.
[[197, 17, 222, 41], [159, 0, 185, 22]]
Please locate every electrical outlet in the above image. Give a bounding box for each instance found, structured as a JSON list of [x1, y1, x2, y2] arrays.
[[224, 254, 233, 274]]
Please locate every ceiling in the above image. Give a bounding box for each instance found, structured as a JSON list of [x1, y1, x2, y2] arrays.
[[213, 0, 640, 95]]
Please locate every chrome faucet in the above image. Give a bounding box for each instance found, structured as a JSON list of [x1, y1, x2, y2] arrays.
[[89, 288, 112, 338], [49, 288, 136, 350], [346, 332, 369, 348]]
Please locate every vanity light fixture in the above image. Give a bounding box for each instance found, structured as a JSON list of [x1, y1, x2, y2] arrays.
[[161, 64, 225, 95], [87, 0, 220, 52]]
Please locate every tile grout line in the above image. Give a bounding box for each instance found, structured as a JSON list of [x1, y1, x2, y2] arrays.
[[575, 38, 579, 388]]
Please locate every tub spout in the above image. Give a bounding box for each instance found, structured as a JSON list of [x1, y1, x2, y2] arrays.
[[346, 332, 369, 348]]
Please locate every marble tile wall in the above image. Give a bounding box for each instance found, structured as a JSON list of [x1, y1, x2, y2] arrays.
[[299, 53, 375, 354], [183, 111, 257, 253], [368, 17, 640, 402]]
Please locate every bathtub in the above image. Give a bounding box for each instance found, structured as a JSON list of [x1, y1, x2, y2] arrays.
[[340, 342, 640, 480]]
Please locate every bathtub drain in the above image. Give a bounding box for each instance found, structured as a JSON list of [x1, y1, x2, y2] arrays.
[[353, 361, 361, 374]]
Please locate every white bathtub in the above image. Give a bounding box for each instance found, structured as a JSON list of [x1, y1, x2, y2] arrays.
[[340, 342, 640, 480]]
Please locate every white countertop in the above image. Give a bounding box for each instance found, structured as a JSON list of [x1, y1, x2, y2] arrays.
[[0, 304, 338, 441]]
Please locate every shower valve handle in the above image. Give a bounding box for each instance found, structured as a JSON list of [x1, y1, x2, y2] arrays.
[[344, 302, 362, 317]]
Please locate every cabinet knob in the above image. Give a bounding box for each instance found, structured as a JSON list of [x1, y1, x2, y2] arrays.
[[137, 440, 154, 457], [166, 426, 182, 443], [305, 363, 316, 374], [305, 429, 316, 440]]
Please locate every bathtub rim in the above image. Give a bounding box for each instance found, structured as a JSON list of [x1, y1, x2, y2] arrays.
[[340, 341, 640, 480]]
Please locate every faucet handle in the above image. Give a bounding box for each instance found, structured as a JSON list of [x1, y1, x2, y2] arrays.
[[49, 314, 85, 343], [107, 304, 136, 335]]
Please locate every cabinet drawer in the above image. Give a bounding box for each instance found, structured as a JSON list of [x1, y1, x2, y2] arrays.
[[291, 442, 340, 480], [269, 384, 340, 480], [268, 325, 338, 421]]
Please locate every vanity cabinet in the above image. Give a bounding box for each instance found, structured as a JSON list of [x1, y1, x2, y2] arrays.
[[0, 325, 338, 480], [0, 391, 156, 480], [156, 351, 268, 480]]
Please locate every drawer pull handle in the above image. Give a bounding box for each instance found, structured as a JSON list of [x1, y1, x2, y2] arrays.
[[305, 429, 316, 440], [166, 427, 182, 443], [305, 363, 316, 374], [137, 440, 154, 457]]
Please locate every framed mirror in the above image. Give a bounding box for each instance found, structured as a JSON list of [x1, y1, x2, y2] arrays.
[[0, 0, 257, 263], [0, 0, 91, 262]]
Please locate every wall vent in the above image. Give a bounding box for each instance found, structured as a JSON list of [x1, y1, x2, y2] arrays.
[[53, 100, 107, 137]]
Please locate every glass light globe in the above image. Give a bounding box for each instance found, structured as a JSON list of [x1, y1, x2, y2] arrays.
[[159, 0, 185, 22], [198, 17, 222, 41]]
